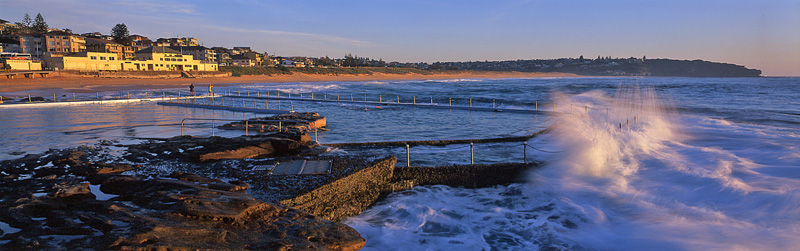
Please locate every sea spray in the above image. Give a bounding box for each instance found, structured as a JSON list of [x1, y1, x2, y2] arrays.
[[545, 86, 683, 189], [530, 85, 800, 250]]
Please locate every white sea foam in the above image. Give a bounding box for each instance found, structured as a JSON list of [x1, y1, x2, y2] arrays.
[[347, 85, 800, 250]]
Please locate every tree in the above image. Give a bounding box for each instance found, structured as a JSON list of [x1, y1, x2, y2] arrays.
[[33, 13, 48, 32], [111, 23, 131, 45], [21, 13, 32, 32]]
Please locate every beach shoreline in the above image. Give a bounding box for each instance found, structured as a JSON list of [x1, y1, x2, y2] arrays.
[[0, 71, 579, 94]]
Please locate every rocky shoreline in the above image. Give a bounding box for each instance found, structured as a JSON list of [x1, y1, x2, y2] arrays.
[[0, 130, 539, 250]]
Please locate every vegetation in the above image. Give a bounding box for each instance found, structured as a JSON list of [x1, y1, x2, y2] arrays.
[[33, 13, 48, 33], [111, 23, 131, 45], [341, 54, 386, 67], [433, 57, 761, 77], [6, 13, 48, 34], [220, 66, 459, 77]]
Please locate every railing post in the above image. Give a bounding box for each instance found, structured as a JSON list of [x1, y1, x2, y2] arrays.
[[379, 95, 382, 102], [181, 119, 185, 136], [212, 120, 215, 136], [245, 120, 248, 136], [291, 101, 294, 111], [279, 121, 282, 131], [523, 142, 527, 164], [406, 144, 410, 167], [312, 122, 318, 143], [470, 142, 474, 164]]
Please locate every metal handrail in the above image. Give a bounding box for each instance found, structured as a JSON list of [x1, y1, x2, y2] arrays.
[[180, 118, 319, 141]]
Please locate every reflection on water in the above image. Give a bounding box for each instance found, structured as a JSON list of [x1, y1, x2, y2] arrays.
[[0, 81, 549, 161]]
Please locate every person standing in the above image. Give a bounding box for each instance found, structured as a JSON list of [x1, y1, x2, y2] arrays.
[[208, 85, 213, 96], [189, 83, 195, 96]]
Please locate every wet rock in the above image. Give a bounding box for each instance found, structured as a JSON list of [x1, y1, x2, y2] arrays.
[[124, 133, 317, 163], [53, 183, 95, 202], [220, 112, 327, 134], [2, 171, 365, 250]]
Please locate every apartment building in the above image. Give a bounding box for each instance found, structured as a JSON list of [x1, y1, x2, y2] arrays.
[[85, 37, 134, 60]]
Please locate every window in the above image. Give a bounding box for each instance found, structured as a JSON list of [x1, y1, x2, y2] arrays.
[[64, 41, 69, 46], [160, 58, 163, 61], [90, 56, 97, 60], [49, 41, 55, 46], [109, 57, 115, 60], [100, 56, 106, 60]]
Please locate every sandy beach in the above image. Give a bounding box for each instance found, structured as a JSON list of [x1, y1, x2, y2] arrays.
[[0, 71, 578, 94]]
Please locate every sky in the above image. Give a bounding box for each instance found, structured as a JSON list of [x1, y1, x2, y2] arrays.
[[1, 0, 799, 76]]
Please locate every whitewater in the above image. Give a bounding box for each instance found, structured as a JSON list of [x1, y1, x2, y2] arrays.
[[345, 79, 800, 250]]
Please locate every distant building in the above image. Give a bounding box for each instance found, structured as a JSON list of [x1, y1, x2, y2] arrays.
[[42, 46, 218, 71], [81, 32, 114, 41], [1, 52, 42, 70], [43, 31, 86, 56], [156, 37, 199, 47], [133, 46, 217, 71], [85, 37, 134, 60], [0, 19, 19, 35], [0, 37, 21, 53], [44, 51, 121, 71], [0, 34, 45, 58], [231, 47, 251, 55], [280, 59, 304, 68], [168, 46, 217, 64], [230, 54, 256, 66]]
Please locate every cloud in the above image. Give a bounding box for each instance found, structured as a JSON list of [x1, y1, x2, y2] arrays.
[[202, 25, 373, 46], [110, 0, 199, 16]]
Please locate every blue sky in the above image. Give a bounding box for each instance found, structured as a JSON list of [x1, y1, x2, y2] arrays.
[[1, 0, 798, 76]]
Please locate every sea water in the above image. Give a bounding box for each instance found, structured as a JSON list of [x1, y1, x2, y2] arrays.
[[1, 77, 799, 249], [344, 77, 800, 250]]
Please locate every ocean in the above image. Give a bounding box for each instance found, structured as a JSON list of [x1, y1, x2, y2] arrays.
[[1, 77, 799, 250]]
